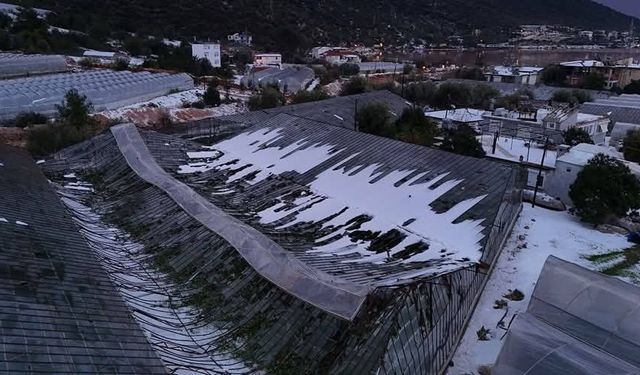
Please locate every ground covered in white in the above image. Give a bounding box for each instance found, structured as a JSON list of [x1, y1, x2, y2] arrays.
[[450, 205, 632, 375], [480, 134, 557, 168]]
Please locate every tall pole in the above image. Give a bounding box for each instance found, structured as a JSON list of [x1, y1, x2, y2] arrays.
[[354, 99, 359, 131], [532, 137, 549, 208]]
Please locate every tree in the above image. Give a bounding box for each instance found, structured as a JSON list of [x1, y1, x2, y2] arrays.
[[432, 82, 473, 109], [248, 87, 283, 110], [56, 89, 93, 129], [395, 108, 439, 146], [403, 81, 437, 106], [552, 89, 591, 105], [581, 73, 606, 90], [563, 127, 593, 146], [356, 103, 392, 137], [541, 64, 569, 86], [623, 80, 640, 94], [291, 89, 329, 104], [203, 80, 221, 107], [339, 63, 360, 77], [440, 124, 485, 157], [341, 76, 371, 96], [569, 154, 640, 225], [455, 67, 485, 81], [471, 84, 500, 109], [623, 130, 640, 163]]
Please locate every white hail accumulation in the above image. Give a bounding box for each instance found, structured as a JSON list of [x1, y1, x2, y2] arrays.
[[179, 128, 488, 273]]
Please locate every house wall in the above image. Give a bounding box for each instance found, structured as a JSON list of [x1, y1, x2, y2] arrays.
[[191, 43, 221, 67], [544, 160, 582, 205], [255, 54, 282, 68]]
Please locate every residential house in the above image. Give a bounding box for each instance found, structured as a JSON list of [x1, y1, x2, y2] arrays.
[[542, 106, 608, 145], [227, 32, 252, 46], [323, 50, 362, 65], [560, 58, 640, 89], [485, 66, 544, 86], [425, 108, 487, 132], [254, 53, 282, 68], [241, 66, 314, 93], [545, 143, 630, 204], [191, 42, 221, 67]]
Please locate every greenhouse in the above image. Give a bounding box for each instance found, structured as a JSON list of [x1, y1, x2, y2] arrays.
[[0, 70, 193, 120], [494, 256, 640, 375], [39, 107, 524, 374], [0, 53, 68, 79]]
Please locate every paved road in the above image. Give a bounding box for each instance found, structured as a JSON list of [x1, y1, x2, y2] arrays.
[[111, 123, 368, 320]]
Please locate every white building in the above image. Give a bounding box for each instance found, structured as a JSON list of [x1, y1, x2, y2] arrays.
[[485, 66, 544, 86], [542, 107, 608, 145], [545, 143, 626, 204], [254, 53, 282, 68], [191, 42, 221, 68]]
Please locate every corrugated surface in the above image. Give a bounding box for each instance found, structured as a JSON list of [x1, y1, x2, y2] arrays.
[[0, 145, 167, 374]]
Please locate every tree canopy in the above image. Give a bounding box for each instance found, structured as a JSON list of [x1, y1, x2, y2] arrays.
[[562, 127, 593, 146], [56, 89, 93, 129], [623, 130, 640, 163], [341, 76, 371, 96], [248, 87, 283, 110], [569, 154, 640, 225], [395, 108, 439, 146], [356, 103, 393, 137], [440, 124, 486, 157]]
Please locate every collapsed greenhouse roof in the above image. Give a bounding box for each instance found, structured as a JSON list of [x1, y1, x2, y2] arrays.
[[493, 256, 640, 375], [0, 145, 167, 374], [37, 109, 522, 373], [0, 70, 193, 120]]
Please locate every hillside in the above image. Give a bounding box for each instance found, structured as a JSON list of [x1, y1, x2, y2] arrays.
[[14, 0, 637, 54]]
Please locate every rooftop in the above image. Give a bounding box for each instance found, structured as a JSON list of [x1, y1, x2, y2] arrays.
[[425, 108, 487, 123], [0, 145, 166, 374], [556, 143, 619, 166]]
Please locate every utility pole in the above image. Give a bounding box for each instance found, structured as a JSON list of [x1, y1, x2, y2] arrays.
[[354, 99, 359, 131], [532, 137, 549, 208]]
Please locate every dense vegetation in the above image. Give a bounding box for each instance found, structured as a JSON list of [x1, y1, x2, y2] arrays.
[[13, 0, 636, 58], [563, 127, 593, 146], [356, 106, 439, 147], [570, 154, 640, 225], [27, 89, 97, 155], [623, 130, 640, 163]]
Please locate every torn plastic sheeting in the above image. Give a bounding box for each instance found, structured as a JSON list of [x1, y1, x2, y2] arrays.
[[110, 123, 369, 321]]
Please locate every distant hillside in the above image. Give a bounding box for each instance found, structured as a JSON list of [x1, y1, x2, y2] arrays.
[[14, 0, 637, 55]]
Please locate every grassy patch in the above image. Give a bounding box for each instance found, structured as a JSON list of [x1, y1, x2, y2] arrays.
[[587, 245, 640, 277]]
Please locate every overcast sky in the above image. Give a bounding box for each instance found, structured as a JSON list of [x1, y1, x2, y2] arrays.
[[594, 0, 640, 18]]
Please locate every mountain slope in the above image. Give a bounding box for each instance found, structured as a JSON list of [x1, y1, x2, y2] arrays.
[[16, 0, 637, 52]]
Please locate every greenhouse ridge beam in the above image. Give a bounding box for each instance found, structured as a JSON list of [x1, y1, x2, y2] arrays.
[[111, 123, 369, 320]]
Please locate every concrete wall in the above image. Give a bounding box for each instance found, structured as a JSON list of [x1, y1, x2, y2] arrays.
[[544, 160, 582, 205]]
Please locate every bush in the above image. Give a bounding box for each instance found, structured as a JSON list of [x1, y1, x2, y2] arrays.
[[339, 63, 360, 77], [563, 127, 593, 146], [191, 100, 206, 109], [203, 80, 221, 107], [395, 108, 439, 146], [27, 123, 93, 156], [356, 103, 392, 137], [552, 89, 592, 105], [541, 64, 569, 86], [455, 67, 485, 81], [440, 124, 486, 157], [12, 112, 47, 128], [112, 58, 129, 71], [291, 89, 329, 104], [580, 73, 606, 90], [624, 80, 640, 94], [623, 130, 640, 163], [340, 76, 371, 96], [569, 154, 640, 225], [248, 87, 283, 110]]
